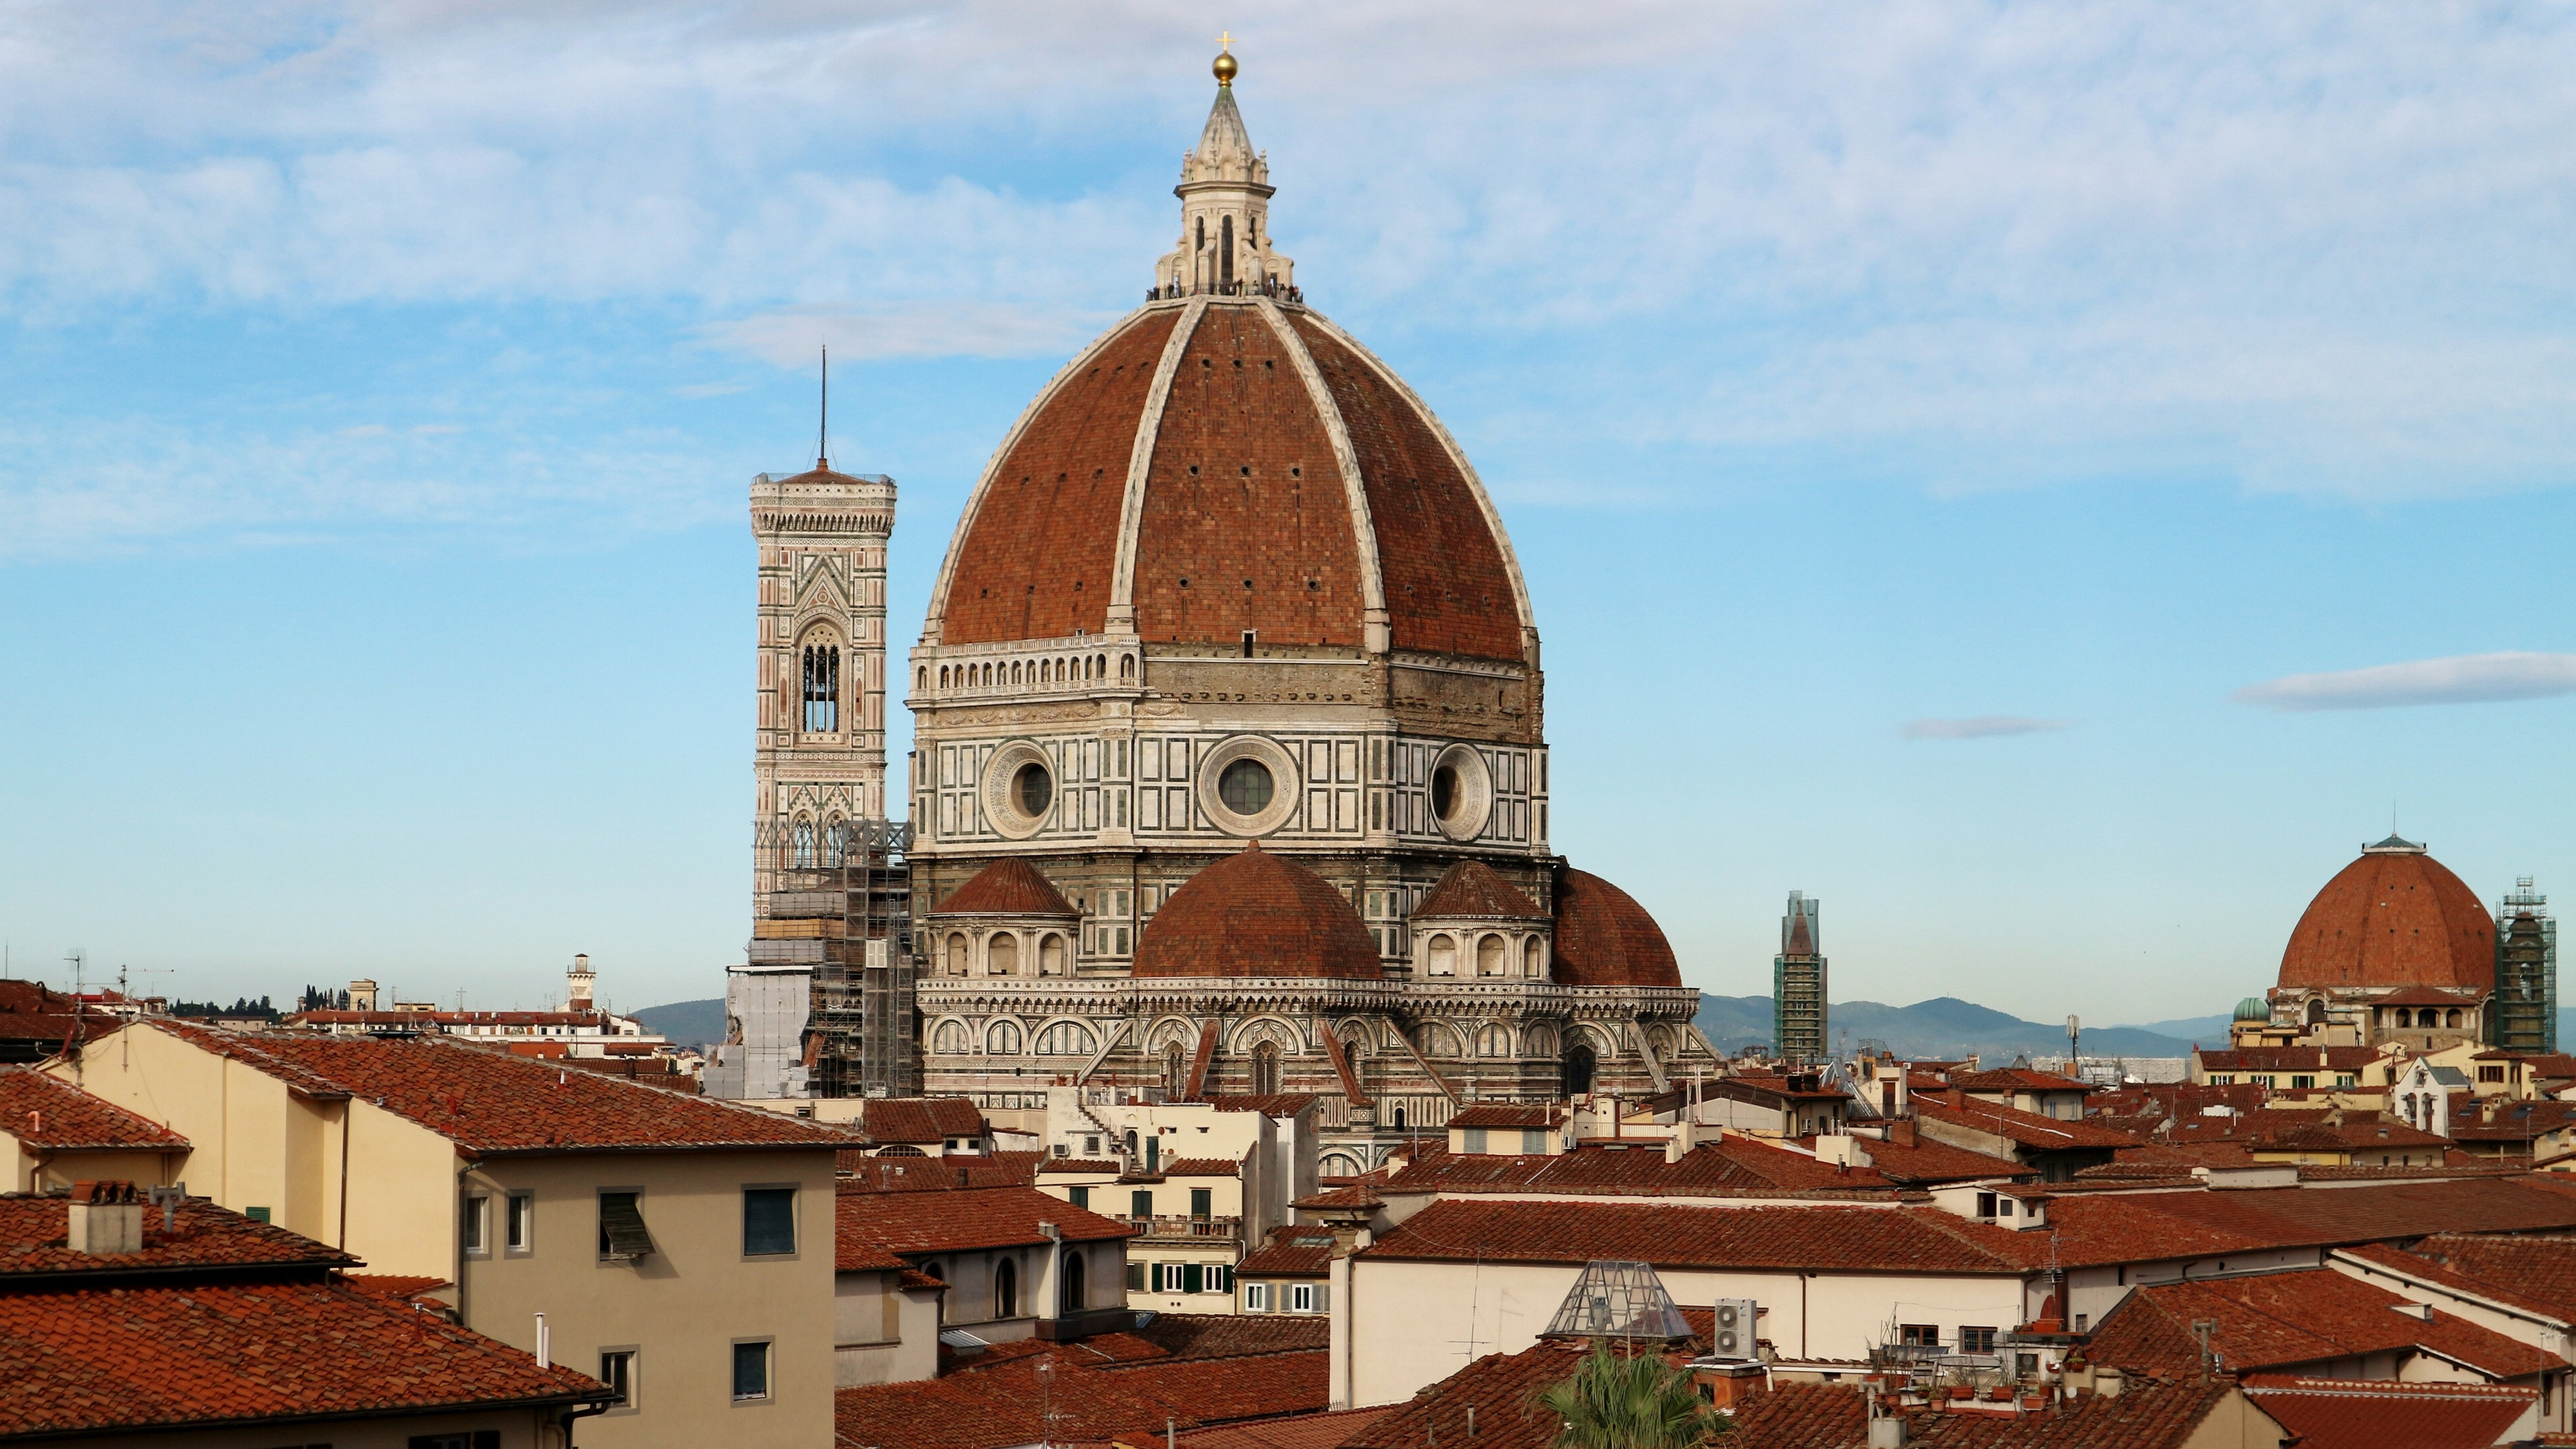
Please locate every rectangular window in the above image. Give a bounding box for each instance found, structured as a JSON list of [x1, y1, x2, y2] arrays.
[[1131, 1189, 1154, 1219], [1116, 928, 1128, 954], [1126, 1261, 1146, 1291], [598, 1190, 654, 1260], [1245, 1283, 1271, 1311], [2291, 1075, 2315, 1089], [1085, 1135, 1102, 1156], [1899, 1324, 1940, 1348], [1189, 1189, 1212, 1220], [246, 1205, 272, 1225], [2481, 1065, 2507, 1083], [1183, 1263, 1205, 1294], [1960, 1326, 1998, 1354], [462, 1195, 488, 1255], [1291, 1283, 1316, 1313], [743, 1187, 796, 1256], [599, 1348, 636, 1408], [506, 1192, 534, 1254], [1975, 1191, 1997, 1218], [1069, 1186, 1091, 1210], [731, 1340, 771, 1401], [1462, 1127, 1488, 1154], [1522, 1129, 1550, 1154]]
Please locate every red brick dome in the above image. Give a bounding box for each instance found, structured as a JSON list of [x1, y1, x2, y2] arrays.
[[924, 299, 1532, 663], [1551, 867, 1682, 988], [1132, 843, 1382, 980], [2277, 837, 2495, 993]]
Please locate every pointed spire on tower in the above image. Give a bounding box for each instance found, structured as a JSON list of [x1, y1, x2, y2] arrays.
[[1151, 40, 1296, 301]]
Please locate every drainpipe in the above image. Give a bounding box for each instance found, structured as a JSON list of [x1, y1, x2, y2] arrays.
[[454, 1157, 480, 1328]]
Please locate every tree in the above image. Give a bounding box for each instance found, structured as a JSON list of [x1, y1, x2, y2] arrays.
[[1531, 1340, 1727, 1449]]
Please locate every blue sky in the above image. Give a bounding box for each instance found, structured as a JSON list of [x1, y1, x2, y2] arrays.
[[3, 1, 2572, 1024]]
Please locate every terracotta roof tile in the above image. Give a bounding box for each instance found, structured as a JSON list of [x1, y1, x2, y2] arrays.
[[835, 1344, 1328, 1449], [1547, 867, 1679, 989], [1134, 845, 1382, 981], [2385, 1233, 2576, 1321], [1412, 861, 1544, 920], [932, 857, 1082, 918], [1379, 1138, 1899, 1200], [1237, 1227, 1337, 1278], [2040, 1176, 2576, 1268], [839, 1183, 1136, 1262], [1159, 1405, 1388, 1449], [2240, 1377, 2534, 1449], [134, 1022, 853, 1155], [337, 1273, 451, 1302], [1950, 1067, 2092, 1094], [0, 1069, 187, 1149], [1122, 1312, 1330, 1361], [1912, 1095, 2141, 1151], [2088, 1267, 2566, 1380], [1823, 1134, 2035, 1187], [0, 1277, 604, 1437], [1720, 1378, 2247, 1449], [1357, 1198, 2038, 1275], [856, 1096, 988, 1144], [0, 1193, 355, 1282], [1445, 1104, 1562, 1130], [1162, 1157, 1242, 1177], [841, 1151, 1045, 1190]]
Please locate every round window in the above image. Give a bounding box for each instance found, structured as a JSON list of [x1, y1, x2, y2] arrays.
[[1432, 765, 1459, 819], [1014, 763, 1053, 818], [1218, 758, 1275, 814]]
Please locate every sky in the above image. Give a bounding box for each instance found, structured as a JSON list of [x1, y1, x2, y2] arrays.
[[2, 1, 2573, 1024]]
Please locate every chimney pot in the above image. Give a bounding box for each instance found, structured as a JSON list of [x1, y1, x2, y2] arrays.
[[67, 1180, 144, 1255]]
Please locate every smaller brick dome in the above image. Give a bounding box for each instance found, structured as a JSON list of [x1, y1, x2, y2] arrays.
[[1133, 843, 1382, 980], [1414, 859, 1546, 920], [2279, 836, 2494, 993], [931, 857, 1078, 918], [1551, 867, 1681, 988]]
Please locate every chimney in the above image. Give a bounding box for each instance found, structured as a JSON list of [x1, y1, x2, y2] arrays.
[[68, 1180, 144, 1255], [2095, 1366, 2125, 1399], [1890, 1120, 1918, 1148]]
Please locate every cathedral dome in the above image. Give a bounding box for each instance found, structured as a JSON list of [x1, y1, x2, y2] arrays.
[[920, 66, 1532, 667], [1415, 859, 1546, 920], [930, 857, 1078, 918], [1550, 867, 1682, 988], [2277, 836, 2495, 994], [924, 300, 1529, 663], [1132, 843, 1382, 980]]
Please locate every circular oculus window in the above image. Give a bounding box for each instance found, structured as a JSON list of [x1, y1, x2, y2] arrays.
[[980, 741, 1058, 840], [1428, 743, 1494, 842], [1196, 736, 1301, 837]]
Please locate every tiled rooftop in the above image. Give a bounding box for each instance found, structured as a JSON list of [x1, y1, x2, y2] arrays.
[[2239, 1376, 2534, 1449], [838, 1183, 1136, 1262], [1723, 1378, 2247, 1449], [841, 1150, 1045, 1190], [0, 1277, 604, 1437], [1358, 1198, 2039, 1275], [2088, 1266, 2565, 1380], [1379, 1137, 1900, 1199], [2378, 1232, 2576, 1322], [138, 1022, 855, 1155], [0, 1069, 188, 1150], [835, 1338, 1326, 1449], [2038, 1176, 2576, 1268], [1237, 1226, 1336, 1277], [855, 1095, 988, 1145], [0, 1193, 355, 1282], [1911, 1093, 2140, 1150]]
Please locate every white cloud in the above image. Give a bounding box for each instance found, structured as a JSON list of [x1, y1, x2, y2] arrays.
[[2233, 653, 2576, 712], [3, 0, 2575, 508], [1902, 716, 2072, 740]]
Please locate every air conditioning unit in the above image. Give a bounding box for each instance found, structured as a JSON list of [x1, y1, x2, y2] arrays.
[[1709, 1299, 1758, 1360]]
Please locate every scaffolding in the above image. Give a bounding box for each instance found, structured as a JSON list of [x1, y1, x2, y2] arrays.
[[1774, 891, 1827, 1065], [753, 817, 917, 1097], [2496, 877, 2557, 1055]]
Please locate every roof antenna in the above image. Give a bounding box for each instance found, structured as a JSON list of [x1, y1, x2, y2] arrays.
[[816, 343, 830, 471]]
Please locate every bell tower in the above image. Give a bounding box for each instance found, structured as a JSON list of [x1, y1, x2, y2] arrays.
[[749, 413, 896, 903]]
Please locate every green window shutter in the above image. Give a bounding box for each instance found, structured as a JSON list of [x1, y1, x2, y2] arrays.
[[1183, 1263, 1204, 1294], [1131, 1189, 1154, 1219], [1189, 1188, 1212, 1220], [1069, 1186, 1090, 1210]]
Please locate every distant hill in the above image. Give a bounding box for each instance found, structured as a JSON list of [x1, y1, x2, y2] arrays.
[[633, 998, 726, 1053], [1695, 994, 2201, 1061]]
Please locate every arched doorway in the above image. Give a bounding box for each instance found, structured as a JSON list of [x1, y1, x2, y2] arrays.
[[1563, 1038, 1597, 1096], [995, 1257, 1018, 1320], [1060, 1250, 1086, 1313]]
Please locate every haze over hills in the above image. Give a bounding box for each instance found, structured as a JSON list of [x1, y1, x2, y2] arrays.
[[1695, 994, 2208, 1061], [633, 998, 724, 1053]]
